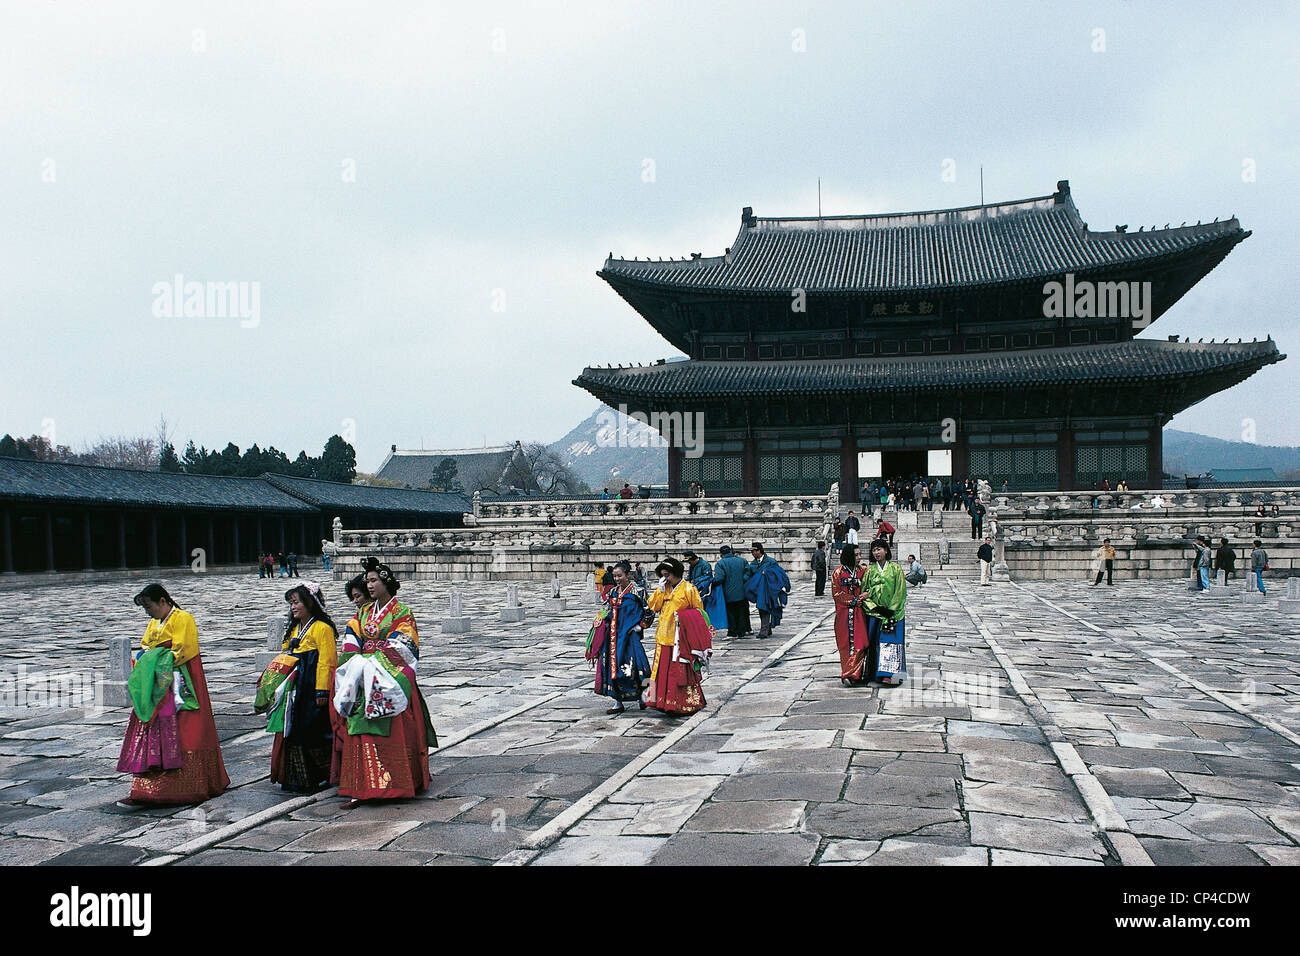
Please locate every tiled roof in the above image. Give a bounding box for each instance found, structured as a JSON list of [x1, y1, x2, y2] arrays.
[[375, 446, 517, 489], [575, 339, 1283, 400], [0, 458, 315, 511], [599, 182, 1247, 294], [262, 473, 468, 514]]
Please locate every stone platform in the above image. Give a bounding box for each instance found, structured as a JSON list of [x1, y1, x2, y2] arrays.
[[1, 571, 1298, 866]]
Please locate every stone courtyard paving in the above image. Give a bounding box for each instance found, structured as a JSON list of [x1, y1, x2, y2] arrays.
[[0, 571, 1297, 866]]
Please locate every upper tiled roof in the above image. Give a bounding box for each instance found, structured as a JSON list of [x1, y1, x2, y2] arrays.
[[375, 446, 517, 489], [0, 458, 315, 511], [575, 339, 1283, 399], [599, 182, 1247, 294], [262, 474, 468, 514]]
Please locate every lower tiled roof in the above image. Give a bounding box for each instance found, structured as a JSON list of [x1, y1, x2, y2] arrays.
[[575, 339, 1283, 400]]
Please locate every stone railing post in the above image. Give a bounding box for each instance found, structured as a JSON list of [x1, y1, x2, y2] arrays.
[[332, 516, 343, 547]]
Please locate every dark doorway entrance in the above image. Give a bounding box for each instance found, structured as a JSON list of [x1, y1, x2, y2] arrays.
[[880, 450, 927, 480]]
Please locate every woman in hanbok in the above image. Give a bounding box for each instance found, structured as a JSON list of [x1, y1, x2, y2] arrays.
[[116, 584, 229, 808], [589, 561, 652, 714], [265, 584, 338, 792], [832, 546, 871, 685], [335, 558, 436, 806], [644, 558, 712, 716], [862, 538, 907, 686]]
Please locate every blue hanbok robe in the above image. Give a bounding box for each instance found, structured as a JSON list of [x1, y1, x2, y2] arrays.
[[689, 559, 728, 632], [745, 561, 791, 627], [599, 585, 652, 702]]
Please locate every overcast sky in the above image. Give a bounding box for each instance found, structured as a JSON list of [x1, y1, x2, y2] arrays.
[[2, 1, 1296, 472]]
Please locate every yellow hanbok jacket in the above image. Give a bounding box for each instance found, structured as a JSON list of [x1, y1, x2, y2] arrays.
[[646, 581, 704, 646], [141, 609, 199, 666], [282, 619, 339, 691]]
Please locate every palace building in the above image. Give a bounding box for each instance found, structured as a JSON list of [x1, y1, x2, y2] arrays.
[[574, 181, 1282, 497]]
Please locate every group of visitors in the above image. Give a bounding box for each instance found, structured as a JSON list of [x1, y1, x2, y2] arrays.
[[831, 539, 908, 688], [258, 551, 299, 578], [118, 557, 438, 812], [860, 476, 987, 514], [586, 543, 791, 717], [1192, 536, 1268, 594]]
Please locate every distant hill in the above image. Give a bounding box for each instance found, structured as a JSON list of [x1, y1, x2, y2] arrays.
[[548, 406, 668, 489], [1162, 428, 1300, 478]]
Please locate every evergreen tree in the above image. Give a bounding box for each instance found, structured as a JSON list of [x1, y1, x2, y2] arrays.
[[319, 434, 357, 483], [429, 457, 460, 491], [0, 434, 17, 458], [159, 442, 181, 472]]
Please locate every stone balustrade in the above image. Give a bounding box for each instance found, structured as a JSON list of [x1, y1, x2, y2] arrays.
[[476, 494, 828, 522], [992, 487, 1300, 518]]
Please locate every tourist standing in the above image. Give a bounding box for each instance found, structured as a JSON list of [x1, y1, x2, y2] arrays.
[[713, 545, 751, 636], [978, 537, 994, 586], [632, 561, 648, 592], [686, 549, 728, 632], [832, 517, 846, 552], [1193, 536, 1212, 591], [832, 546, 871, 685], [334, 558, 436, 806], [845, 512, 860, 547], [116, 584, 229, 808], [813, 540, 828, 596], [588, 561, 651, 714], [288, 551, 299, 577], [261, 584, 338, 792], [1214, 538, 1236, 585], [863, 538, 907, 686], [969, 498, 986, 540], [1091, 538, 1116, 586], [1251, 539, 1269, 594], [644, 558, 711, 716], [746, 542, 790, 638]]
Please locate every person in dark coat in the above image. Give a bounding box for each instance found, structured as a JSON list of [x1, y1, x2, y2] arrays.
[[1214, 538, 1236, 584], [813, 541, 828, 596], [713, 545, 751, 636]]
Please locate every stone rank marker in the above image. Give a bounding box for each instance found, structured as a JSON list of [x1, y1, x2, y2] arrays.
[[103, 635, 132, 708], [255, 615, 282, 670], [543, 577, 567, 612], [1281, 577, 1300, 608], [499, 583, 526, 623], [442, 589, 472, 634]]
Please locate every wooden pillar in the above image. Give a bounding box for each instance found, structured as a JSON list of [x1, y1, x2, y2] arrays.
[[667, 446, 681, 497], [179, 514, 188, 566], [148, 514, 159, 567], [743, 437, 758, 496], [44, 510, 55, 572], [1058, 426, 1076, 492], [207, 517, 216, 566], [82, 511, 93, 570], [951, 430, 969, 485], [278, 517, 286, 552], [256, 517, 264, 554], [1148, 425, 1163, 491], [232, 516, 241, 564], [2, 509, 12, 574], [298, 517, 305, 554], [840, 435, 857, 502], [117, 512, 127, 569]]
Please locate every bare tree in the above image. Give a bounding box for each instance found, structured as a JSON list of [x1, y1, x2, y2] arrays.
[[504, 442, 584, 494], [85, 435, 159, 470], [458, 457, 508, 494]]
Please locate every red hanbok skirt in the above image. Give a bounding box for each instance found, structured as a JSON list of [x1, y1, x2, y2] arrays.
[[337, 687, 432, 800], [645, 644, 706, 716], [835, 604, 871, 681], [122, 654, 230, 805]]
